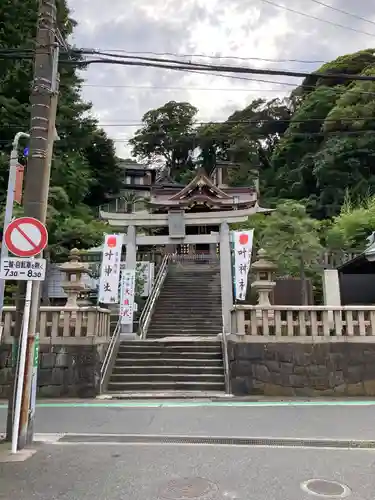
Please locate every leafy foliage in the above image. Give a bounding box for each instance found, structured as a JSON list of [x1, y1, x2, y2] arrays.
[[326, 194, 375, 251], [0, 0, 122, 259], [235, 200, 322, 278], [129, 49, 375, 226], [129, 101, 198, 180], [270, 50, 375, 218]]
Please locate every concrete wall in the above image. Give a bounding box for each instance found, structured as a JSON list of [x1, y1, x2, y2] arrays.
[[0, 343, 108, 398], [228, 339, 375, 397]]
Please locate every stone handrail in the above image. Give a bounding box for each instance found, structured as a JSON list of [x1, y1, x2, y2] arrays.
[[1, 306, 111, 344], [232, 305, 375, 337]]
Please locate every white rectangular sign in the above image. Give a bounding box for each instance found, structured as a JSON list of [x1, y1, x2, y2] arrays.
[[98, 234, 123, 303], [120, 261, 154, 297], [0, 257, 46, 281], [233, 230, 254, 301], [119, 269, 136, 325]]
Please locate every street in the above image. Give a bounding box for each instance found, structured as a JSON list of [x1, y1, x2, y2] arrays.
[[2, 400, 375, 439], [1, 400, 375, 499]]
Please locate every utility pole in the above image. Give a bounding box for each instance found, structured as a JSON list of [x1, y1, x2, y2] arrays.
[[5, 0, 59, 448]]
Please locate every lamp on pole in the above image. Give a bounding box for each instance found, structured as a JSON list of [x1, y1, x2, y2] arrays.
[[0, 132, 30, 325]]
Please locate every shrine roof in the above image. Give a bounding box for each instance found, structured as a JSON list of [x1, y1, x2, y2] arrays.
[[150, 168, 257, 207]]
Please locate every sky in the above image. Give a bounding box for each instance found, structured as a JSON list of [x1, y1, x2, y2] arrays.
[[67, 0, 375, 158]]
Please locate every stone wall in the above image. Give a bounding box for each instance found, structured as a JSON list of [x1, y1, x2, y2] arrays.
[[0, 343, 108, 398], [228, 339, 375, 397]]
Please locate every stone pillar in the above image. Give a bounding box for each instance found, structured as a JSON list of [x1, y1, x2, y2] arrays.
[[323, 269, 341, 327], [220, 222, 233, 334], [251, 249, 276, 318], [121, 225, 137, 338], [210, 231, 218, 260]]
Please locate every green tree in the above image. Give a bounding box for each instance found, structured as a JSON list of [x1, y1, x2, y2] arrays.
[[326, 194, 375, 251], [270, 49, 375, 219], [196, 98, 291, 194], [0, 0, 121, 259], [129, 101, 197, 180], [236, 201, 323, 303]]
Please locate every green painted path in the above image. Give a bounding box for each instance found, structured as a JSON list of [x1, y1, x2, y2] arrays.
[[1, 399, 375, 409]]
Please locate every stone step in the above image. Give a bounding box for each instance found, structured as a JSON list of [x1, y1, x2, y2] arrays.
[[147, 330, 222, 336], [110, 373, 224, 382], [107, 381, 225, 392], [117, 350, 222, 359], [149, 315, 221, 320], [119, 340, 221, 347], [149, 318, 222, 324], [114, 358, 224, 367], [155, 308, 221, 312], [118, 344, 221, 353], [157, 294, 221, 299], [147, 327, 221, 333], [113, 365, 224, 375], [146, 333, 220, 339], [162, 285, 220, 289]]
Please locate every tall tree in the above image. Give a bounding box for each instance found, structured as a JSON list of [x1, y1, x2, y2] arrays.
[[196, 98, 291, 193], [129, 101, 197, 180], [0, 0, 121, 258], [270, 49, 375, 219]]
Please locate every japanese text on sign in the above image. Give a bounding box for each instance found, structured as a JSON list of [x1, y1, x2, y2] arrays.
[[120, 269, 135, 325], [233, 230, 254, 301], [0, 257, 46, 281], [98, 234, 123, 304]]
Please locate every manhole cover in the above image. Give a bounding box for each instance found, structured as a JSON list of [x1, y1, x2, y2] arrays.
[[160, 477, 218, 499], [301, 479, 351, 498]]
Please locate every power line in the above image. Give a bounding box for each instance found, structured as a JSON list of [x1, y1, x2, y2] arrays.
[[80, 48, 328, 64], [80, 82, 375, 97], [82, 83, 292, 91], [3, 47, 375, 83], [306, 0, 375, 27], [75, 52, 375, 82], [1, 128, 371, 146], [108, 129, 375, 142], [258, 0, 375, 37], [2, 115, 375, 131], [88, 116, 375, 127]]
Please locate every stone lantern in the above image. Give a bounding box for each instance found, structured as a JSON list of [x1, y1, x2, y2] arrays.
[[251, 248, 277, 317], [58, 248, 92, 311]]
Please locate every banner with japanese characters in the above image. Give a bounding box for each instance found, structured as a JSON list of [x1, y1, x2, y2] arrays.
[[98, 234, 123, 303], [120, 261, 154, 297], [120, 269, 136, 324], [233, 230, 254, 301]]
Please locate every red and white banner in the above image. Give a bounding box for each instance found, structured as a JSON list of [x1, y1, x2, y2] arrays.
[[98, 234, 123, 303], [119, 269, 136, 325], [233, 230, 254, 301]]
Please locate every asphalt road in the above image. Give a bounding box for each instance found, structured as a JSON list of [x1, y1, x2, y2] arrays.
[[1, 401, 375, 440], [2, 401, 375, 499], [1, 442, 375, 500]]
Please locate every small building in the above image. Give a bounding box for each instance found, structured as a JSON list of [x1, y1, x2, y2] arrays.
[[101, 159, 157, 213], [336, 235, 375, 305]]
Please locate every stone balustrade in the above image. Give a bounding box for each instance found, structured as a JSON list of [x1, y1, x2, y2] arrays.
[[232, 305, 375, 337], [1, 306, 111, 344]]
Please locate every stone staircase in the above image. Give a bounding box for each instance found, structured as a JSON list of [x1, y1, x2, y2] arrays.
[[107, 339, 225, 393], [106, 261, 226, 395], [147, 262, 222, 339]]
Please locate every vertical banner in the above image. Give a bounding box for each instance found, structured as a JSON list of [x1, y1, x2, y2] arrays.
[[98, 234, 123, 303], [14, 164, 25, 204], [233, 230, 254, 301], [119, 269, 136, 324]]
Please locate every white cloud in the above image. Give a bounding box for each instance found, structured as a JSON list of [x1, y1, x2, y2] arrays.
[[67, 0, 375, 158]]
